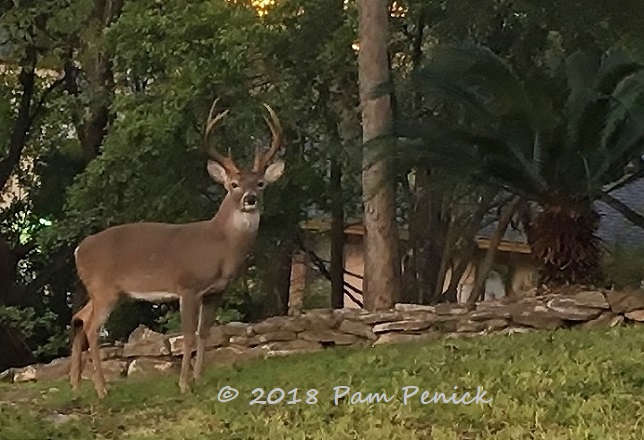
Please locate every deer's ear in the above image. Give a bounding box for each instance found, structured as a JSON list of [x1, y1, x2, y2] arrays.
[[263, 160, 285, 184], [207, 160, 228, 184]]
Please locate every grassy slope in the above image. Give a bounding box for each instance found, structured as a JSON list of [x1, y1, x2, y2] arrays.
[[1, 326, 644, 440]]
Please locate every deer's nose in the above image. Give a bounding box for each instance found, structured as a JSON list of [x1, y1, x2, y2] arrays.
[[243, 193, 258, 206]]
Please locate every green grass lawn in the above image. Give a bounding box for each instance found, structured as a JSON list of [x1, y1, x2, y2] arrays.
[[2, 325, 644, 440]]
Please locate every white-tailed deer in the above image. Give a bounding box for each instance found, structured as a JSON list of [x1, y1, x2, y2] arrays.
[[69, 98, 286, 398]]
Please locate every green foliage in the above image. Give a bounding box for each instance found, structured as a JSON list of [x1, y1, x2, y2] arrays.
[[2, 326, 644, 438], [41, 0, 268, 246], [302, 277, 332, 309], [155, 305, 243, 334], [155, 308, 182, 334], [0, 306, 66, 358], [602, 246, 644, 290]]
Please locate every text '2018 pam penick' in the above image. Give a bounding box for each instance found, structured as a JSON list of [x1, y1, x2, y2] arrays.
[[221, 385, 494, 406]]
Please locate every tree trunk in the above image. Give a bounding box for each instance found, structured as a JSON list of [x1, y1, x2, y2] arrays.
[[424, 178, 449, 303], [65, 0, 124, 162], [276, 244, 294, 315], [401, 11, 432, 305], [0, 325, 36, 372], [330, 156, 345, 309], [0, 235, 15, 305], [262, 241, 294, 317], [357, 0, 402, 310], [468, 198, 520, 303], [319, 76, 346, 310], [0, 47, 36, 193], [444, 240, 476, 303], [401, 184, 419, 303]]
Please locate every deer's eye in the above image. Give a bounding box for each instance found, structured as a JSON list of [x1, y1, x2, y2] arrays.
[[257, 181, 265, 189], [231, 181, 240, 189]]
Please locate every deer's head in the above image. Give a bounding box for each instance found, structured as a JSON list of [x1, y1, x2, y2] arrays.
[[204, 98, 285, 213]]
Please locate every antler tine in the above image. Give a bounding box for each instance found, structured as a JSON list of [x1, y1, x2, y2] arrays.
[[204, 98, 239, 174], [254, 103, 284, 171]]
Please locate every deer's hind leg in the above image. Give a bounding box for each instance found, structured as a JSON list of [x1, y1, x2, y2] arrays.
[[83, 289, 120, 399], [70, 301, 92, 392]]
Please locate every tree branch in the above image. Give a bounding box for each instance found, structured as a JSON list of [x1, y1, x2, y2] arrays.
[[12, 240, 38, 260], [604, 169, 644, 194], [294, 231, 364, 308], [27, 75, 66, 127], [467, 197, 521, 303]]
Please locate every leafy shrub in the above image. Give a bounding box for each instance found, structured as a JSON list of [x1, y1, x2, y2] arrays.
[[0, 306, 67, 358], [602, 245, 644, 290]]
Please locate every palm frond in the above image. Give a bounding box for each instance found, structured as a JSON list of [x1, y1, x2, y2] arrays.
[[393, 43, 644, 205], [494, 114, 548, 191], [565, 50, 600, 100], [409, 69, 493, 118], [597, 102, 644, 178], [394, 114, 549, 199], [569, 92, 609, 157], [415, 44, 530, 117], [533, 130, 545, 173], [573, 53, 644, 174], [596, 49, 644, 95], [602, 70, 644, 148]]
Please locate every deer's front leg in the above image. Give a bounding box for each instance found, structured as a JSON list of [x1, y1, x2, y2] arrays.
[[194, 293, 222, 381], [178, 295, 200, 394]]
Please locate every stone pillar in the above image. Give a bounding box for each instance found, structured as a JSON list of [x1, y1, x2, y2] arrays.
[[288, 251, 308, 316]]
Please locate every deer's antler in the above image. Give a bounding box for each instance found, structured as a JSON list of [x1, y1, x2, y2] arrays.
[[253, 103, 284, 172], [204, 98, 239, 174]]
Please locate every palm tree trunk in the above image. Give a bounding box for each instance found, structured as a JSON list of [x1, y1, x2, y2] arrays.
[[528, 201, 603, 288]]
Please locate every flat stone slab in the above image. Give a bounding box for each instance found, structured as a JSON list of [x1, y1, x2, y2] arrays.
[[625, 310, 644, 322], [606, 290, 644, 313], [394, 303, 436, 313], [346, 311, 403, 325], [127, 358, 177, 377], [546, 298, 603, 321], [338, 320, 377, 340], [509, 304, 565, 330], [372, 320, 433, 334]]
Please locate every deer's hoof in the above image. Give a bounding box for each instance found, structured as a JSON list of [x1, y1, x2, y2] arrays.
[[96, 386, 108, 399], [179, 382, 192, 394]]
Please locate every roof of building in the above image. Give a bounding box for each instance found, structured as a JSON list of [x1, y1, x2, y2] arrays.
[[595, 179, 644, 248], [476, 178, 644, 249]]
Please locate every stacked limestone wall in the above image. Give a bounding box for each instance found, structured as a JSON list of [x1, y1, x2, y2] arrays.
[[2, 288, 644, 384]]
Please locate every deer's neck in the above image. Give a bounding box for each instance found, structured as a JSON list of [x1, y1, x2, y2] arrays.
[[211, 195, 260, 244]]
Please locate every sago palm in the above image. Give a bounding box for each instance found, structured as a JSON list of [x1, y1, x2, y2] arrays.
[[391, 44, 644, 288]]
